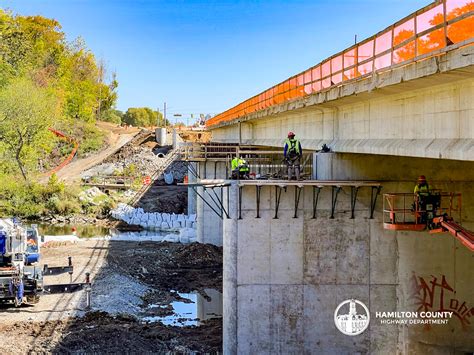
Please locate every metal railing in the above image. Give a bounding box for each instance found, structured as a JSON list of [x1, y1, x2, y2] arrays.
[[383, 191, 462, 226], [179, 142, 239, 161], [207, 0, 473, 128], [179, 143, 313, 178]]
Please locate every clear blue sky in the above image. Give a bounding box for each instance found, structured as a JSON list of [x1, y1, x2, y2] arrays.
[[2, 0, 429, 119]]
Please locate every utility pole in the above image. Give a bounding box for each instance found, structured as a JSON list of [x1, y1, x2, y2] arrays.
[[163, 102, 167, 128], [97, 61, 104, 120]]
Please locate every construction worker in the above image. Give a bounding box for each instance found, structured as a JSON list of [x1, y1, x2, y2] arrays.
[[414, 175, 430, 223], [284, 131, 302, 180], [231, 156, 249, 179], [414, 175, 430, 197]]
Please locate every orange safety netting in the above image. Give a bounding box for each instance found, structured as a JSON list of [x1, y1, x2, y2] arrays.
[[46, 128, 79, 175], [207, 0, 474, 128]]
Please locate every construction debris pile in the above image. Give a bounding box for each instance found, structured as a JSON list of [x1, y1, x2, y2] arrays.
[[81, 129, 187, 181], [82, 145, 171, 178]]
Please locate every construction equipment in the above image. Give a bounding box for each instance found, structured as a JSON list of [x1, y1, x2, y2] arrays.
[[383, 191, 474, 252], [0, 218, 90, 307], [430, 215, 474, 251], [0, 219, 43, 306]]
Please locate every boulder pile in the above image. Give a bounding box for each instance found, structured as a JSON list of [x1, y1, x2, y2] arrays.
[[108, 228, 196, 243]]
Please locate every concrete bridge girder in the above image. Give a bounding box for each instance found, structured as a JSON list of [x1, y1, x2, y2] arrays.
[[211, 46, 474, 161]]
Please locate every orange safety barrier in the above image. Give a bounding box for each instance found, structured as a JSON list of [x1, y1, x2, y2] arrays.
[[207, 0, 474, 128], [46, 128, 79, 175]]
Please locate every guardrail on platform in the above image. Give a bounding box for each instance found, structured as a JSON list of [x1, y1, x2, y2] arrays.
[[207, 0, 473, 128]]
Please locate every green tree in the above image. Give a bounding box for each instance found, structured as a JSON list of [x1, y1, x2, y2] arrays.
[[122, 107, 167, 127], [0, 10, 119, 123], [0, 78, 58, 180], [100, 109, 123, 124], [0, 10, 119, 177]]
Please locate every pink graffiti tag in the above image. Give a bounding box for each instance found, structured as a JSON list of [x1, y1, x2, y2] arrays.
[[410, 273, 474, 329]]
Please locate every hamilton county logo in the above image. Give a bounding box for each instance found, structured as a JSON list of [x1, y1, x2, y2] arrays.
[[334, 299, 370, 336]]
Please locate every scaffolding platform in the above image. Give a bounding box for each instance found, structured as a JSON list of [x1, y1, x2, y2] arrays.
[[181, 179, 382, 220]]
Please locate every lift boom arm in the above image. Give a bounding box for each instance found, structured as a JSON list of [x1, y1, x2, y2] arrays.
[[433, 216, 474, 252]]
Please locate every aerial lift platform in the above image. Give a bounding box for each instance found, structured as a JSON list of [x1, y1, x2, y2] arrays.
[[383, 191, 474, 252]]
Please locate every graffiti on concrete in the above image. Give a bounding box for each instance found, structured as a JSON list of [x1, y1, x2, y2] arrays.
[[410, 272, 474, 329]]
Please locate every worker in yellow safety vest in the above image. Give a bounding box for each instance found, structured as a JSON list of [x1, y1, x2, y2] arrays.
[[284, 131, 302, 180], [414, 175, 430, 222], [231, 156, 249, 179], [414, 175, 430, 196]]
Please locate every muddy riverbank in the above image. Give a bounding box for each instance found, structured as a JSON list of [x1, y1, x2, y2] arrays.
[[0, 239, 223, 353]]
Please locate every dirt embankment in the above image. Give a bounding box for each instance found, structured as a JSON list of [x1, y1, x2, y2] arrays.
[[83, 129, 189, 215], [0, 240, 223, 354], [107, 241, 222, 293], [51, 122, 140, 183]]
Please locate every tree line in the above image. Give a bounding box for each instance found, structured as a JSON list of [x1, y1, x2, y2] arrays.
[[101, 107, 170, 127]]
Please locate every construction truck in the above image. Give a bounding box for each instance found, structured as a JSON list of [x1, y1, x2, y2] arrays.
[[0, 219, 43, 306]]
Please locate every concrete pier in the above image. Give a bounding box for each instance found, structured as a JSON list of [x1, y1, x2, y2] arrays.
[[221, 153, 474, 354], [223, 182, 238, 354]]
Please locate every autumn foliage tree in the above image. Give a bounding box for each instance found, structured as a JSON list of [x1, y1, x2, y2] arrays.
[[0, 9, 118, 179]]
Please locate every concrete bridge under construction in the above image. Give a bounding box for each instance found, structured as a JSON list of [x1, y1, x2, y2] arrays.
[[187, 1, 474, 353]]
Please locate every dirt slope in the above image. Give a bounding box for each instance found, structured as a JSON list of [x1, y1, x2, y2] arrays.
[[52, 122, 140, 182]]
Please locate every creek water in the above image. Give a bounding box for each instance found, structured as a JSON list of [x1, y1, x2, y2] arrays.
[[35, 223, 110, 238], [143, 289, 223, 326], [34, 223, 183, 242]]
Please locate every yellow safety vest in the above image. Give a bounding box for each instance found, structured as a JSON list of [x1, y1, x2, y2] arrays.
[[284, 138, 301, 155], [232, 158, 249, 172], [414, 184, 429, 196]]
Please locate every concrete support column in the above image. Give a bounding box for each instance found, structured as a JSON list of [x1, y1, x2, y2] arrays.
[[187, 162, 197, 215], [223, 182, 238, 355], [196, 185, 205, 243], [172, 128, 177, 149], [312, 152, 318, 179], [195, 161, 226, 246]]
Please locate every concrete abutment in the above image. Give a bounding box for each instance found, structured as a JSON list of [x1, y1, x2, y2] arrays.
[[216, 153, 474, 354], [189, 152, 474, 353]]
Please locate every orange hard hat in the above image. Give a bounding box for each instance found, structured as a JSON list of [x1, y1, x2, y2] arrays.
[[288, 131, 295, 138], [418, 175, 426, 182]]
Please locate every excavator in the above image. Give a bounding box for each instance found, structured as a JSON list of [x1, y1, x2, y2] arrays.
[[383, 191, 474, 252]]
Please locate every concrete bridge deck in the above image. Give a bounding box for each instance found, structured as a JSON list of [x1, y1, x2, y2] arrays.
[[206, 1, 474, 161]]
